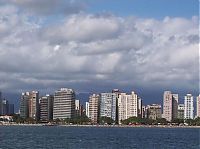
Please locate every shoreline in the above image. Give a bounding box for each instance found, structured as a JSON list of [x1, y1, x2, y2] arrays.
[[1, 123, 200, 128]]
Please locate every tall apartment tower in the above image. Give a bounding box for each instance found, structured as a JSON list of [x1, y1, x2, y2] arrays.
[[28, 91, 39, 120], [20, 92, 30, 119], [40, 95, 54, 122], [137, 97, 142, 118], [0, 91, 2, 115], [89, 94, 100, 124], [1, 100, 8, 115], [118, 91, 138, 124], [100, 93, 117, 122], [184, 94, 194, 119], [53, 88, 75, 119], [75, 99, 81, 116], [163, 91, 178, 122], [196, 95, 200, 118], [112, 89, 120, 124], [86, 102, 90, 118], [177, 104, 184, 119]]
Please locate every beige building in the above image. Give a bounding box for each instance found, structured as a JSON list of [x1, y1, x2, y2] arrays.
[[163, 91, 178, 122], [20, 91, 39, 120], [53, 88, 75, 119], [147, 104, 162, 120], [28, 91, 39, 120], [118, 91, 138, 124], [89, 94, 100, 124]]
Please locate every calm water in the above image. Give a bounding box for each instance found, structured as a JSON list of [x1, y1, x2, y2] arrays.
[[0, 126, 199, 149]]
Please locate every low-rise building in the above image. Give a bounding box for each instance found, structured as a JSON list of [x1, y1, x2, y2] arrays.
[[147, 104, 162, 120]]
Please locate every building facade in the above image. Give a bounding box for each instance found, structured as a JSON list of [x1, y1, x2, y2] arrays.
[[172, 94, 178, 119], [177, 104, 184, 119], [137, 97, 142, 118], [163, 91, 178, 122], [40, 95, 54, 122], [147, 104, 162, 120], [89, 94, 100, 124], [196, 95, 200, 118], [142, 105, 147, 119], [184, 94, 194, 119], [53, 88, 75, 119], [28, 91, 39, 120], [100, 93, 117, 122], [118, 91, 138, 124], [86, 102, 90, 118], [75, 99, 81, 116], [20, 92, 30, 119]]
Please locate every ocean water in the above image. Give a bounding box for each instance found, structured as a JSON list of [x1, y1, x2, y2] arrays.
[[0, 126, 199, 149]]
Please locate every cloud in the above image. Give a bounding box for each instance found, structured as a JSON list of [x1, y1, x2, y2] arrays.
[[0, 2, 198, 95], [0, 0, 86, 16]]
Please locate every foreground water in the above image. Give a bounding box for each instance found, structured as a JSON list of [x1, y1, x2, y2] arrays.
[[0, 126, 199, 149]]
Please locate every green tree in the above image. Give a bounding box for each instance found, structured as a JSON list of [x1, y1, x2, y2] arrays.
[[171, 119, 184, 125], [99, 116, 114, 125]]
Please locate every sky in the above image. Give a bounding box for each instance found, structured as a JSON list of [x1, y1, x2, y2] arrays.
[[0, 0, 199, 109]]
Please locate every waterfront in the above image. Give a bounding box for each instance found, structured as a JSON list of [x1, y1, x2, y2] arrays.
[[0, 126, 199, 149]]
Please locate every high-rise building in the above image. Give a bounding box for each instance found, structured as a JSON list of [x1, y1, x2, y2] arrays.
[[28, 91, 39, 120], [89, 94, 100, 124], [0, 97, 14, 116], [40, 95, 54, 122], [146, 104, 162, 120], [137, 97, 142, 118], [100, 93, 117, 122], [142, 105, 147, 119], [112, 89, 120, 124], [53, 88, 75, 119], [0, 91, 2, 115], [86, 102, 90, 118], [118, 91, 138, 124], [184, 94, 194, 119], [1, 100, 8, 115], [75, 99, 81, 116], [163, 91, 178, 122], [172, 94, 178, 119], [20, 92, 30, 119], [8, 104, 14, 115], [177, 104, 184, 119], [196, 95, 200, 118]]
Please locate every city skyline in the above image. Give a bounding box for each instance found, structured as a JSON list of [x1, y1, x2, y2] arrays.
[[15, 88, 200, 123], [1, 87, 199, 113], [0, 0, 198, 109]]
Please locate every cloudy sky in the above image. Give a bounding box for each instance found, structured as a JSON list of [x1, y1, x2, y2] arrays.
[[0, 0, 198, 106]]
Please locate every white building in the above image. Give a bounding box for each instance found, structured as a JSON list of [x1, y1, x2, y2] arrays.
[[137, 97, 142, 118], [197, 95, 200, 118], [118, 91, 138, 124], [75, 99, 81, 116], [184, 94, 194, 119], [86, 102, 90, 118], [100, 93, 117, 122]]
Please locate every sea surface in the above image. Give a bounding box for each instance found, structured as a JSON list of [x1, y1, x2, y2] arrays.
[[0, 126, 199, 149]]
